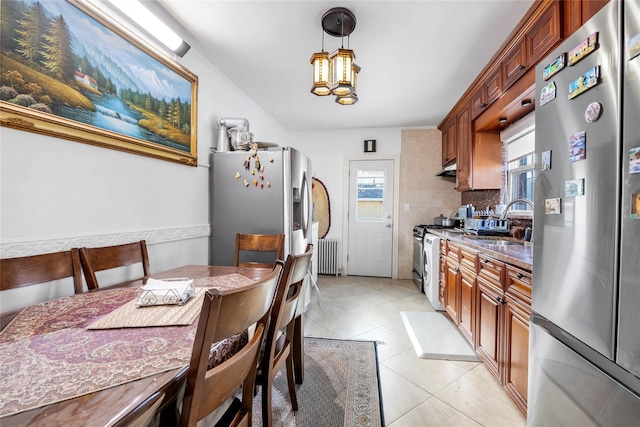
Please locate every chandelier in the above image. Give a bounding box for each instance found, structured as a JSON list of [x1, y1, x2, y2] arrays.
[[310, 7, 360, 105]]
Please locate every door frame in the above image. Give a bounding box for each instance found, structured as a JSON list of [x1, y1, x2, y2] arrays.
[[342, 154, 400, 278]]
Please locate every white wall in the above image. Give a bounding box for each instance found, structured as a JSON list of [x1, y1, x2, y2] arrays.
[[0, 40, 287, 312], [286, 128, 402, 242]]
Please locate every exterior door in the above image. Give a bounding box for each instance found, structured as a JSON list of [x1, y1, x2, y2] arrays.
[[347, 160, 393, 277]]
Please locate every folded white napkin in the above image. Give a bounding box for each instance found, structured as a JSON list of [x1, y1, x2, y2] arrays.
[[137, 278, 195, 306]]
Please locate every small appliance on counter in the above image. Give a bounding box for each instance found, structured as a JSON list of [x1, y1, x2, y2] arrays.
[[463, 218, 510, 236], [216, 117, 251, 152], [458, 205, 474, 219]]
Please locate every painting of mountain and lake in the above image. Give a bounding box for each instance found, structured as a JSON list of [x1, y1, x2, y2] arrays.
[[0, 0, 198, 166]]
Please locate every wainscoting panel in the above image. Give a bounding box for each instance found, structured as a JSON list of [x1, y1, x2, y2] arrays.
[[0, 225, 211, 258]]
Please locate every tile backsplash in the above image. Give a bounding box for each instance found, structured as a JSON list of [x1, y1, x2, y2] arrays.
[[461, 190, 501, 211]]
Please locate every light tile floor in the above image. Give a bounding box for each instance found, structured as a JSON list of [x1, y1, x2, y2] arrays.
[[304, 275, 526, 427]]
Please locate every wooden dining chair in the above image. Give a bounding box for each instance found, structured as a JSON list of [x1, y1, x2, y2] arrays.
[[79, 240, 150, 290], [0, 248, 83, 329], [179, 264, 283, 427], [256, 244, 313, 427], [234, 233, 285, 268]]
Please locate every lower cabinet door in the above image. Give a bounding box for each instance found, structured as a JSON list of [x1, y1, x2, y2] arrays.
[[458, 267, 475, 345], [445, 261, 460, 325], [504, 295, 530, 415], [476, 280, 502, 381]]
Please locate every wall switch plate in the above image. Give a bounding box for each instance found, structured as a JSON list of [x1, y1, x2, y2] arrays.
[[404, 203, 410, 211]]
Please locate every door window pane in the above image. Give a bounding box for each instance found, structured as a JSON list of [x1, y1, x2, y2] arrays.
[[357, 170, 384, 221]]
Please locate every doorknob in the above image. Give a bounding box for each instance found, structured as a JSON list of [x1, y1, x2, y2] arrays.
[[386, 223, 392, 228]]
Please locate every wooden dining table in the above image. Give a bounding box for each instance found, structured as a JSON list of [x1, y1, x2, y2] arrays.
[[0, 265, 305, 427]]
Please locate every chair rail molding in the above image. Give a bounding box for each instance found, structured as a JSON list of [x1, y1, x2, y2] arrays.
[[0, 224, 211, 258]]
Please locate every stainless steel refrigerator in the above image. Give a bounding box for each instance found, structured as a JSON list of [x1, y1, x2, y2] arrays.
[[529, 1, 640, 424], [210, 147, 312, 265]]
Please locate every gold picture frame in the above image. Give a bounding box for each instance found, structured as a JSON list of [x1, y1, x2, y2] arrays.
[[0, 0, 198, 166]]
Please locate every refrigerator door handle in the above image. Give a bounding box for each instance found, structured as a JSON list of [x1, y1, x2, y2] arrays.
[[301, 171, 310, 236]]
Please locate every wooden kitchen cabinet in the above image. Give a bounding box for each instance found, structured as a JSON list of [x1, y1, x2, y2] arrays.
[[439, 240, 447, 307], [441, 117, 456, 166], [458, 247, 478, 345], [476, 254, 506, 382], [439, 239, 532, 415], [504, 265, 532, 415], [455, 105, 472, 191], [504, 294, 531, 415], [457, 130, 502, 192], [444, 242, 460, 325], [471, 67, 502, 120], [501, 38, 528, 91], [526, 0, 563, 66], [476, 280, 503, 381]]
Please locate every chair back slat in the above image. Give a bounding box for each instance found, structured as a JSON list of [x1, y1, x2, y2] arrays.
[[1, 249, 83, 293], [79, 241, 150, 290], [1, 249, 84, 330], [234, 233, 285, 268]]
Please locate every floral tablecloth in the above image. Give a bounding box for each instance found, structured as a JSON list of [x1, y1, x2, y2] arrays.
[[0, 273, 254, 417]]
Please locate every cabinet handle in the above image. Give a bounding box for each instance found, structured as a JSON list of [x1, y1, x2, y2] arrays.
[[518, 64, 525, 70], [454, 268, 459, 273], [480, 102, 487, 108], [482, 258, 490, 264], [496, 296, 506, 305], [516, 272, 524, 279]]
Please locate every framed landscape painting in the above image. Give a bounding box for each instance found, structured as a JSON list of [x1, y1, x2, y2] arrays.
[[0, 0, 198, 166]]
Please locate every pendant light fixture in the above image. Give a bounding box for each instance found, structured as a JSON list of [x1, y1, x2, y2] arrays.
[[310, 7, 360, 105]]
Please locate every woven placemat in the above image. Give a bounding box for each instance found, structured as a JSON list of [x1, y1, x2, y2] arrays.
[[87, 288, 204, 329], [86, 273, 256, 329]]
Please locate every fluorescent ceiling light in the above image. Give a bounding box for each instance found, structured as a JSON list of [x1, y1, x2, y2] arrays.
[[107, 0, 190, 57]]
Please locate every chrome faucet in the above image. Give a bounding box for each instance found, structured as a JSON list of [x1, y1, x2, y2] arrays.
[[501, 198, 535, 243], [500, 198, 534, 219]]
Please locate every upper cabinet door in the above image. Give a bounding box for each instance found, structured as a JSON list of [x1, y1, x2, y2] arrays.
[[526, 1, 563, 66], [470, 67, 503, 120], [501, 39, 528, 91]]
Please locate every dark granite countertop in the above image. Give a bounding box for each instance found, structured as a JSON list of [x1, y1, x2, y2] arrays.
[[426, 228, 533, 271]]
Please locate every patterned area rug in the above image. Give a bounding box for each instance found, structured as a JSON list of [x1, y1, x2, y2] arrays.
[[252, 338, 384, 427]]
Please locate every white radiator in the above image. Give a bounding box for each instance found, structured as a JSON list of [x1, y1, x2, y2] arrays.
[[318, 239, 340, 275]]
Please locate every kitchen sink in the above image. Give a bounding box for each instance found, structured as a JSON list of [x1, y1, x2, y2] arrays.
[[464, 236, 525, 246], [486, 240, 523, 246]]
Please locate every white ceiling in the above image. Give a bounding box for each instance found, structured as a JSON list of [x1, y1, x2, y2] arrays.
[[148, 0, 535, 132]]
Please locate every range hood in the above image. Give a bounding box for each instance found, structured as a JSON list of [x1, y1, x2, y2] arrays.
[[436, 163, 457, 177]]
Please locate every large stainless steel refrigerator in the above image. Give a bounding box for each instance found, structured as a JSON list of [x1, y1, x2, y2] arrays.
[[529, 1, 640, 424], [210, 147, 312, 265]]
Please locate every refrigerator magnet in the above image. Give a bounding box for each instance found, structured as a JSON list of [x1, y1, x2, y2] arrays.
[[568, 66, 600, 100], [545, 198, 562, 214], [569, 131, 586, 163], [630, 147, 640, 174], [541, 150, 552, 171], [632, 193, 640, 219], [543, 53, 566, 80], [540, 81, 557, 106], [585, 102, 603, 122], [628, 32, 640, 61], [568, 32, 598, 66], [565, 179, 585, 197]]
